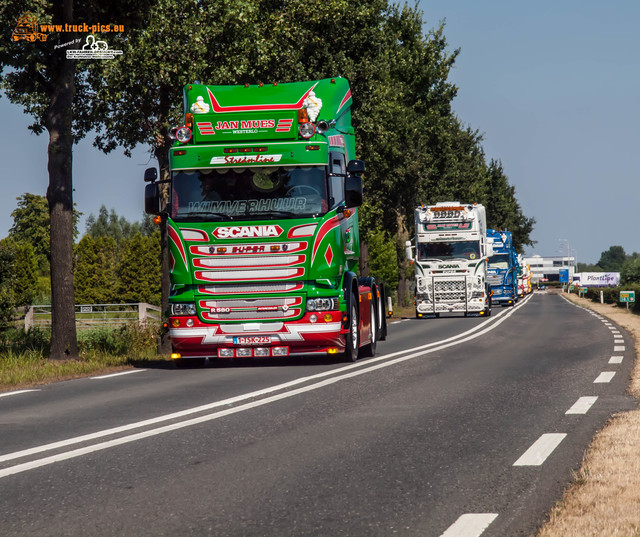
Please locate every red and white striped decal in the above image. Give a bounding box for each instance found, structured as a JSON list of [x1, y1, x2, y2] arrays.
[[206, 83, 318, 113], [328, 135, 345, 147], [276, 119, 294, 132], [311, 216, 341, 264], [168, 226, 187, 269], [336, 88, 352, 114], [196, 122, 215, 135]]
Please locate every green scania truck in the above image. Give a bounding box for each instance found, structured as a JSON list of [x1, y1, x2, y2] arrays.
[[144, 78, 386, 365]]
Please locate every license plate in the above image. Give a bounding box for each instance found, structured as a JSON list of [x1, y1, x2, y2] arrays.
[[233, 336, 271, 345]]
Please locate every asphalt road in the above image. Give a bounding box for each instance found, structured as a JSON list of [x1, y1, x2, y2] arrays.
[[0, 292, 636, 536]]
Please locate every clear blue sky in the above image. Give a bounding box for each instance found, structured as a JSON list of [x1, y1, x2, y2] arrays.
[[1, 0, 638, 264]]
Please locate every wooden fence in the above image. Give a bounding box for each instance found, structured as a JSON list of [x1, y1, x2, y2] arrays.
[[22, 303, 162, 331]]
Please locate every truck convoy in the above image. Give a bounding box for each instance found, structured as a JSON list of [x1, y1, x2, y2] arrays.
[[144, 78, 387, 365], [405, 202, 492, 318], [486, 229, 519, 306]]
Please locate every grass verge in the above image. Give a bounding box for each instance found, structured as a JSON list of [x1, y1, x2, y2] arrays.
[[535, 291, 640, 536], [0, 325, 170, 392]]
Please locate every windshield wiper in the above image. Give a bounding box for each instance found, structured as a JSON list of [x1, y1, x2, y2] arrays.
[[251, 210, 300, 218], [175, 211, 231, 221]]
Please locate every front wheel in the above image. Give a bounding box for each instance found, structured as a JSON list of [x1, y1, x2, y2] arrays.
[[342, 291, 360, 362]]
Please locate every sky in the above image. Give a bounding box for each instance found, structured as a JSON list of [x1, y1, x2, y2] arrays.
[[1, 0, 639, 264]]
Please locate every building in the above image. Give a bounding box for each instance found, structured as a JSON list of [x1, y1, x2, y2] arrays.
[[523, 255, 575, 284]]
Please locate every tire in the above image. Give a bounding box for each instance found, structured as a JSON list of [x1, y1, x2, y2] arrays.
[[342, 291, 359, 362], [361, 300, 377, 358]]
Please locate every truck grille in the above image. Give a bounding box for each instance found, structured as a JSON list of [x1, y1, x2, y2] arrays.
[[200, 296, 303, 321], [433, 279, 466, 301]]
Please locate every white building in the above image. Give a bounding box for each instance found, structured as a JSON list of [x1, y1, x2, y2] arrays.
[[523, 255, 575, 283]]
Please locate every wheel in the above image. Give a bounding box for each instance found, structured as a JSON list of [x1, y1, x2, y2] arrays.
[[342, 291, 359, 362], [361, 300, 377, 358]]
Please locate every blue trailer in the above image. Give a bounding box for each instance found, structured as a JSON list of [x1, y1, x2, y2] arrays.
[[486, 229, 519, 306]]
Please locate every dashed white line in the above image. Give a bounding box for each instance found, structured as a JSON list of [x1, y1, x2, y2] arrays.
[[90, 370, 146, 380], [0, 390, 40, 399], [439, 514, 498, 537], [513, 433, 567, 466], [614, 346, 626, 352], [614, 339, 624, 344], [609, 356, 624, 364], [566, 396, 598, 414], [594, 371, 616, 383]]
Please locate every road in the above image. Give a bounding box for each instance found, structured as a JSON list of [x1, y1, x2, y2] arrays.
[[0, 292, 636, 536]]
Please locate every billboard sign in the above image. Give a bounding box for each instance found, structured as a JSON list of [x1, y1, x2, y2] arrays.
[[574, 272, 620, 288]]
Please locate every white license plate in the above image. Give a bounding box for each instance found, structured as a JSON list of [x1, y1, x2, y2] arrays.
[[233, 336, 271, 345]]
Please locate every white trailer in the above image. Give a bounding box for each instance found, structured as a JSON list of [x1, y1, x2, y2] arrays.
[[405, 202, 492, 317]]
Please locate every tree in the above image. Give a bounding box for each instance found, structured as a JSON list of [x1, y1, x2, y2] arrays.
[[484, 159, 536, 253], [85, 205, 149, 241], [367, 229, 399, 291], [597, 245, 627, 272], [9, 193, 80, 272], [1, 1, 151, 359], [0, 238, 38, 328], [74, 235, 118, 304], [115, 232, 161, 304], [621, 256, 640, 285]]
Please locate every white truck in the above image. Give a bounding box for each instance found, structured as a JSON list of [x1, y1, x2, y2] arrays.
[[405, 202, 492, 318]]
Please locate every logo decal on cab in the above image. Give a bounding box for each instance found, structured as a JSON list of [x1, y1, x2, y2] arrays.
[[212, 225, 284, 239]]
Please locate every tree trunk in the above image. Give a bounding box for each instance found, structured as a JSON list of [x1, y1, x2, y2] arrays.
[[46, 0, 78, 360]]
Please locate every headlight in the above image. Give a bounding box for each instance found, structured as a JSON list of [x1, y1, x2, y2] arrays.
[[299, 122, 316, 139], [176, 126, 192, 143], [306, 297, 338, 312], [171, 302, 197, 316]]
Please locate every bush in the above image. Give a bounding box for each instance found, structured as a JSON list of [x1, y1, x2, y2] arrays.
[[78, 323, 159, 358], [583, 284, 640, 314], [0, 327, 50, 356]]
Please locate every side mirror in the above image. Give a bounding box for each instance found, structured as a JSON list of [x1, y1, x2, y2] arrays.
[[344, 174, 363, 207], [405, 240, 414, 261], [346, 159, 365, 175], [144, 182, 160, 215], [144, 167, 158, 183], [485, 242, 494, 257]]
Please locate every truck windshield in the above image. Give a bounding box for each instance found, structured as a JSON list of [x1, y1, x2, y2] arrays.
[[417, 241, 480, 260], [489, 254, 510, 270], [170, 166, 329, 221]]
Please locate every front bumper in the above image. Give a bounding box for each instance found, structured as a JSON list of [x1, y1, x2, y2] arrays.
[[168, 312, 345, 358]]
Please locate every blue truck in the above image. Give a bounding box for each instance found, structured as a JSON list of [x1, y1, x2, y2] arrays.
[[486, 229, 519, 306]]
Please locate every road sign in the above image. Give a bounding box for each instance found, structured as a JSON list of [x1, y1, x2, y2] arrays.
[[559, 269, 569, 283], [620, 290, 635, 303]]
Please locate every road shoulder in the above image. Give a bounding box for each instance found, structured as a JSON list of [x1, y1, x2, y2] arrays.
[[536, 291, 640, 536]]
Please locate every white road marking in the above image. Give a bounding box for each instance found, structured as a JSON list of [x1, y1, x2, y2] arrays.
[[90, 370, 146, 380], [0, 390, 40, 399], [566, 396, 598, 414], [0, 296, 535, 477], [614, 346, 626, 352], [594, 371, 616, 383], [614, 339, 624, 344], [439, 514, 498, 537], [609, 356, 623, 364], [513, 433, 567, 466]]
